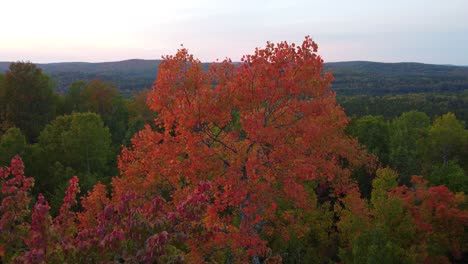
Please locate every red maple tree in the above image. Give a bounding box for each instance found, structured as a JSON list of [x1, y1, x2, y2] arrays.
[[117, 36, 369, 262]]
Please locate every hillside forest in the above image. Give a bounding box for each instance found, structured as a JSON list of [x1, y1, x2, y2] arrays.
[[0, 37, 467, 263]]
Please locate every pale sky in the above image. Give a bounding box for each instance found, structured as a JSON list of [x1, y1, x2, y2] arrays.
[[1, 0, 467, 65]]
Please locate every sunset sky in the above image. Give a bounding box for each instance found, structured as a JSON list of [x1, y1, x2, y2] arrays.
[[1, 0, 467, 65]]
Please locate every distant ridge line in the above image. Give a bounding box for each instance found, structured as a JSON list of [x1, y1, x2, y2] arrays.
[[1, 60, 467, 97]]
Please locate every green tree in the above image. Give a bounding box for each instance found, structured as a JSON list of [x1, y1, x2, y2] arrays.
[[347, 115, 390, 165], [338, 168, 423, 264], [0, 127, 28, 165], [0, 73, 9, 133], [33, 112, 112, 210], [64, 80, 87, 113], [64, 79, 129, 146], [389, 111, 430, 184], [347, 115, 391, 196], [38, 112, 112, 174], [425, 113, 467, 167], [124, 89, 158, 145], [426, 161, 467, 193], [0, 62, 57, 141], [422, 113, 468, 191]]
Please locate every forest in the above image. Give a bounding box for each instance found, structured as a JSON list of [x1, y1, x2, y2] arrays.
[[2, 57, 468, 96], [0, 37, 467, 263]]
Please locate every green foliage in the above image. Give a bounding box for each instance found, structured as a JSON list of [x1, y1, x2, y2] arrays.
[[4, 60, 468, 97], [63, 80, 86, 113], [32, 112, 112, 212], [22, 59, 162, 96], [349, 228, 413, 264], [64, 80, 129, 146], [350, 167, 375, 199], [0, 127, 27, 165], [0, 74, 11, 134], [425, 113, 467, 167], [0, 62, 57, 141], [348, 112, 467, 193], [47, 162, 77, 215], [106, 96, 129, 146], [370, 168, 399, 205], [338, 168, 422, 264], [426, 161, 467, 193], [421, 113, 468, 191], [0, 74, 5, 132], [274, 200, 337, 263], [38, 112, 112, 174], [126, 89, 153, 124], [339, 92, 468, 124], [328, 61, 468, 96], [347, 115, 390, 164], [124, 89, 157, 145], [388, 111, 430, 183]]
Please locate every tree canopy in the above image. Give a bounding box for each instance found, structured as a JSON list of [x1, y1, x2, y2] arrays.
[[0, 62, 57, 141], [0, 38, 466, 264], [117, 37, 370, 262]]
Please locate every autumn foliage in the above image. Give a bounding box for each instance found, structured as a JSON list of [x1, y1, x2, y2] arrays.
[[117, 36, 370, 261], [0, 37, 467, 263], [338, 169, 468, 263]]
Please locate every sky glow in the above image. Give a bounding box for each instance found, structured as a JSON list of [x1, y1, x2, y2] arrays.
[[1, 0, 467, 64]]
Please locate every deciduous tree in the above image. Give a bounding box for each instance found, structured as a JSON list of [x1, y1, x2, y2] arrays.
[[38, 112, 112, 176], [0, 127, 28, 165], [34, 112, 112, 212], [0, 156, 34, 262], [64, 79, 129, 145], [389, 111, 430, 184], [0, 62, 57, 141], [118, 36, 369, 262], [425, 113, 467, 167]]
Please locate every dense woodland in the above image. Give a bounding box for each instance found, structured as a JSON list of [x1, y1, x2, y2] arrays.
[[2, 58, 468, 96], [0, 38, 467, 263]]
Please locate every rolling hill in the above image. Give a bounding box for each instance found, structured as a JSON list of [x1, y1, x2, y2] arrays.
[[1, 60, 468, 96], [0, 59, 162, 96]]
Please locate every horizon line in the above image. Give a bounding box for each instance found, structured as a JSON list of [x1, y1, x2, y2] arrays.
[[0, 59, 466, 67]]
